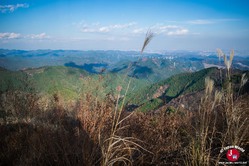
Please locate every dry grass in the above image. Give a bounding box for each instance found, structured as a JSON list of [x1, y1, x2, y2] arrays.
[[184, 77, 222, 165], [140, 30, 154, 54], [0, 78, 248, 165], [183, 49, 249, 166], [100, 30, 155, 165]]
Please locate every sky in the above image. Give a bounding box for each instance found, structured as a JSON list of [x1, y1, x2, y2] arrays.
[[0, 0, 249, 51]]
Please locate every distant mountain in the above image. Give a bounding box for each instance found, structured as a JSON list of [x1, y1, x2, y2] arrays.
[[1, 49, 249, 112], [1, 65, 248, 113], [109, 57, 204, 83], [0, 49, 139, 71], [1, 49, 248, 73]]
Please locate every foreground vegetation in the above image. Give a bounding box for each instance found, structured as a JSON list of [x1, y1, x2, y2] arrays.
[[1, 69, 248, 165], [1, 33, 249, 165], [0, 92, 248, 165]]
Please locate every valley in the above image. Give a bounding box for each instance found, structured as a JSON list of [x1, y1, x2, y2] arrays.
[[1, 50, 249, 113]]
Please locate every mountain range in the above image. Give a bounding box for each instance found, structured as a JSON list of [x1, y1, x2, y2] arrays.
[[1, 49, 249, 165], [1, 64, 248, 113]]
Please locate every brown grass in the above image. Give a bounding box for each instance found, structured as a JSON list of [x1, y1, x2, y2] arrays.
[[0, 80, 248, 165]]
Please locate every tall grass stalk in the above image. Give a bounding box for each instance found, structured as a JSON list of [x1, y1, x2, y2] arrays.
[[185, 49, 248, 166], [100, 30, 154, 166], [184, 77, 222, 166]]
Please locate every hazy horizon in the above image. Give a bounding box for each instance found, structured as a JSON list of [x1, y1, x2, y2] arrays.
[[1, 0, 249, 51]]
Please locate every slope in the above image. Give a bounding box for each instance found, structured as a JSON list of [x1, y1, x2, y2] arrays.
[[127, 67, 220, 112]]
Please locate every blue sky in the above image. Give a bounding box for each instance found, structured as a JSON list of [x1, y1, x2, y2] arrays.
[[0, 0, 249, 51]]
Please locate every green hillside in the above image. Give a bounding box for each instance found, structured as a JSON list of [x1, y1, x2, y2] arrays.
[[1, 66, 149, 101], [1, 66, 247, 113], [128, 67, 219, 112], [0, 68, 29, 92]]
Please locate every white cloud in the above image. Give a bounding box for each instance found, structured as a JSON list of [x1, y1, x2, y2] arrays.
[[132, 28, 145, 34], [156, 25, 179, 33], [152, 24, 189, 36], [0, 32, 51, 40], [0, 3, 29, 13], [187, 18, 240, 25], [81, 26, 97, 33], [99, 27, 110, 32], [167, 29, 189, 35], [27, 33, 50, 39], [159, 25, 179, 29], [110, 22, 136, 29], [0, 32, 21, 39], [188, 19, 214, 25], [80, 22, 137, 33], [80, 22, 190, 36]]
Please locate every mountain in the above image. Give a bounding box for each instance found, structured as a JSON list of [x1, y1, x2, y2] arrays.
[[1, 63, 249, 114], [127, 67, 249, 112], [110, 56, 204, 83], [0, 49, 139, 71], [1, 49, 248, 79], [1, 65, 248, 113], [0, 66, 149, 103], [0, 67, 29, 92], [1, 50, 249, 166]]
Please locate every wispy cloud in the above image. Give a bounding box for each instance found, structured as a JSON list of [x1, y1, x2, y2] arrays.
[[0, 32, 21, 39], [187, 18, 240, 25], [132, 28, 145, 34], [0, 32, 50, 40], [78, 21, 190, 37], [27, 33, 50, 39], [0, 3, 29, 13], [188, 19, 215, 25], [153, 24, 189, 36], [167, 29, 189, 35], [132, 24, 189, 36], [80, 22, 137, 33]]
